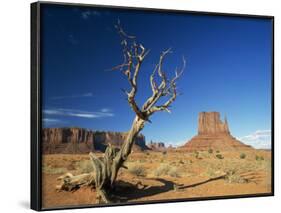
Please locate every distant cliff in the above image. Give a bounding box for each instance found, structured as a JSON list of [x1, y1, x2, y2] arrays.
[[42, 127, 148, 154], [147, 141, 166, 151]]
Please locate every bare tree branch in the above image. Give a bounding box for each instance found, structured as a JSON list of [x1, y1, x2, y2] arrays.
[[57, 23, 186, 204], [112, 22, 151, 121], [147, 56, 186, 115]]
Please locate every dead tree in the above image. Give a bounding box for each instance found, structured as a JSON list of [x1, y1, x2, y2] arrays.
[[57, 23, 185, 204]]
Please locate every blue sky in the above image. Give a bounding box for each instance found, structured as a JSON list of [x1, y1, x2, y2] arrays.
[[41, 4, 272, 148]]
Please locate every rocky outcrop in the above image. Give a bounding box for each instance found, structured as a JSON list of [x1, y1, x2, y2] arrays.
[[182, 112, 252, 151], [147, 141, 166, 151], [42, 128, 148, 154], [198, 112, 230, 135]]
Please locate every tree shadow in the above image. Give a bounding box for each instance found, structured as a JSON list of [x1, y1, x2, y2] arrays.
[[111, 175, 226, 202], [178, 175, 226, 190], [112, 178, 175, 202]]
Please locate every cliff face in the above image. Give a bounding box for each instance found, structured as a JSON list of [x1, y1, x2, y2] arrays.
[[42, 128, 147, 154], [182, 112, 252, 151], [198, 112, 230, 135], [147, 142, 166, 151]]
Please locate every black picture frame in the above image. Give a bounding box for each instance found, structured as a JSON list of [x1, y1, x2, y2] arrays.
[[31, 1, 274, 211]]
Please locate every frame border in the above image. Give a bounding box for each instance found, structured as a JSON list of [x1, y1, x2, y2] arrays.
[[31, 1, 274, 211]]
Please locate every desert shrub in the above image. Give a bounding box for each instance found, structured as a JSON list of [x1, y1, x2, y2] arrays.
[[216, 150, 220, 153], [208, 148, 213, 154], [168, 167, 181, 178], [75, 160, 94, 173], [146, 152, 150, 155], [216, 154, 224, 159], [66, 163, 76, 171], [256, 155, 264, 161], [224, 169, 248, 184], [162, 151, 167, 155], [139, 159, 147, 163], [194, 151, 200, 159], [129, 165, 147, 177], [240, 153, 246, 159], [43, 165, 67, 175], [154, 164, 180, 177], [178, 159, 184, 164], [154, 164, 171, 176], [204, 167, 216, 178]]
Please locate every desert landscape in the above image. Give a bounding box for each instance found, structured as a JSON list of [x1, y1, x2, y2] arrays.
[[42, 112, 272, 208], [38, 10, 273, 209]]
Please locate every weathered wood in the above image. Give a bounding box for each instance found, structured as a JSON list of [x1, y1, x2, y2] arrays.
[[56, 23, 185, 204], [56, 172, 94, 191]]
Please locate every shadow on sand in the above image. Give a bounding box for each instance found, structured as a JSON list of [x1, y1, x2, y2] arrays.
[[112, 175, 225, 202], [112, 178, 175, 202], [178, 175, 226, 190]]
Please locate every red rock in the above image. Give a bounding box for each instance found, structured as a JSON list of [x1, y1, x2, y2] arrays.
[[42, 128, 147, 154], [147, 141, 166, 151], [182, 112, 252, 151]]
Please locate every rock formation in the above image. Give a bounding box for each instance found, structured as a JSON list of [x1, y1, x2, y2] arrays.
[[182, 112, 252, 151], [42, 127, 148, 154], [147, 141, 166, 151], [198, 112, 230, 135]]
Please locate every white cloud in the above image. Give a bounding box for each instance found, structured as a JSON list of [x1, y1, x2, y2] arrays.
[[239, 129, 271, 149], [42, 118, 61, 123], [42, 118, 64, 127], [101, 108, 111, 113], [43, 108, 114, 119], [81, 10, 101, 19], [166, 141, 184, 147], [157, 140, 186, 148], [50, 92, 94, 100]]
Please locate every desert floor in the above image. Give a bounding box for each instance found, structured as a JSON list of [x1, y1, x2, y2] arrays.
[[42, 149, 271, 209]]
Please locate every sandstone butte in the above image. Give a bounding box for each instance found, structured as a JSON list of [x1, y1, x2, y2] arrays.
[[147, 141, 166, 151], [42, 128, 147, 154], [181, 112, 253, 152]]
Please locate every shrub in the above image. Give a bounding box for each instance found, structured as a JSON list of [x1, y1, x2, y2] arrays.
[[194, 151, 200, 159], [75, 160, 94, 173], [216, 154, 224, 159], [43, 165, 67, 174], [216, 150, 220, 153], [162, 151, 167, 155], [208, 148, 213, 154], [167, 167, 181, 178], [154, 164, 171, 176], [139, 159, 147, 163], [154, 164, 181, 177], [225, 169, 248, 184], [66, 163, 76, 171], [240, 153, 246, 159], [178, 159, 185, 164], [129, 165, 147, 177], [256, 155, 264, 161]]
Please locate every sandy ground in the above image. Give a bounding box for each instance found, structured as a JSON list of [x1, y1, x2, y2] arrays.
[[42, 150, 272, 209]]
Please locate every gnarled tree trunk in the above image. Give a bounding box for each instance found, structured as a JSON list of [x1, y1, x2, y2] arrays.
[[56, 22, 185, 204], [90, 116, 145, 203]]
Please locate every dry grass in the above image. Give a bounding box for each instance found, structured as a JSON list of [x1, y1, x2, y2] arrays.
[[42, 150, 272, 208], [43, 165, 67, 175], [75, 160, 94, 174], [128, 164, 147, 177], [154, 164, 181, 177]]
